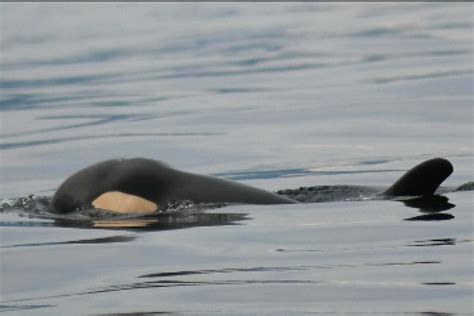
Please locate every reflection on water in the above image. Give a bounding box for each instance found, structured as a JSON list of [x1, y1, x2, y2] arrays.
[[408, 238, 457, 247], [95, 313, 176, 316], [93, 312, 458, 316], [2, 235, 137, 249], [139, 265, 314, 279], [401, 195, 455, 213], [58, 211, 249, 231], [139, 261, 442, 279], [404, 213, 454, 221], [400, 195, 456, 221]]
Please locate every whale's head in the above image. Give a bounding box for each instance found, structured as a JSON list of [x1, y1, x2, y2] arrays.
[[50, 158, 172, 214]]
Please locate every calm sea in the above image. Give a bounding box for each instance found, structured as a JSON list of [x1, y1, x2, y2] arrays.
[[1, 3, 473, 315]]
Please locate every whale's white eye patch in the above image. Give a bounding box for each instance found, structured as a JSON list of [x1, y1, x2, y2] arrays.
[[92, 191, 158, 214]]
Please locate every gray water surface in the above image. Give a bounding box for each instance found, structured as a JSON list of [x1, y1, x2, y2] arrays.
[[0, 3, 473, 315]]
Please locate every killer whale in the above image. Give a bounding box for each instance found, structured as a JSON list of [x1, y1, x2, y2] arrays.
[[50, 158, 296, 214], [50, 157, 453, 214]]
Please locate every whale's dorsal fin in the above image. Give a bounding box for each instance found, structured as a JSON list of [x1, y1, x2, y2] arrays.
[[384, 158, 453, 197]]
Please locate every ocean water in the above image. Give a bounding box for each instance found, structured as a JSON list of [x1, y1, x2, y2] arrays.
[[0, 3, 473, 315]]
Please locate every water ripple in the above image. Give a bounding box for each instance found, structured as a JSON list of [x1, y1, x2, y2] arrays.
[[215, 168, 403, 181], [1, 114, 157, 138], [407, 238, 457, 247], [1, 235, 137, 249], [0, 132, 224, 151], [0, 304, 54, 313], [373, 69, 472, 84]]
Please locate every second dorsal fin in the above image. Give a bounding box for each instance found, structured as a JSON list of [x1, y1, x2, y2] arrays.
[[384, 158, 453, 196]]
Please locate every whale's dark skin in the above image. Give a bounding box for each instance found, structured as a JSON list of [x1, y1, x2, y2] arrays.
[[50, 158, 295, 213], [50, 157, 453, 214], [384, 158, 453, 196]]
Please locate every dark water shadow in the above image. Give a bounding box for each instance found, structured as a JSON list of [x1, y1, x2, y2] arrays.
[[1, 235, 137, 249], [421, 282, 456, 286], [138, 265, 312, 279], [414, 312, 456, 316], [83, 279, 322, 295], [94, 311, 458, 316], [407, 238, 457, 247], [402, 195, 455, 213], [405, 213, 455, 221], [138, 260, 440, 279], [401, 195, 455, 221], [94, 312, 175, 316]]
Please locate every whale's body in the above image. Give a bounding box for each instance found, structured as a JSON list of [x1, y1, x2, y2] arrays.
[[50, 157, 453, 214], [50, 158, 295, 214]]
